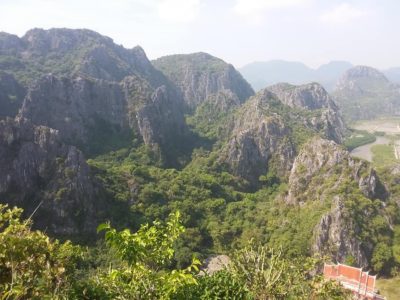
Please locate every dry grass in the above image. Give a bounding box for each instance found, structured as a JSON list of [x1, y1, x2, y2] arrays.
[[376, 277, 400, 300]]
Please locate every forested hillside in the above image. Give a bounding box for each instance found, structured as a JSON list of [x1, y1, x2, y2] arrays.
[[0, 28, 399, 298]]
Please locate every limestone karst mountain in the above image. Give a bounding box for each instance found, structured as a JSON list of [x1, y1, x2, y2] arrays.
[[0, 28, 398, 275], [333, 65, 400, 120], [0, 117, 103, 235], [267, 82, 346, 143], [153, 52, 254, 111]]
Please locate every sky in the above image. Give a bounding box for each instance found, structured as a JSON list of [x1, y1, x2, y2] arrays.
[[0, 0, 399, 69]]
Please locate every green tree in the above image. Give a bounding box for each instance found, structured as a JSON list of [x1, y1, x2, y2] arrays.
[[94, 211, 201, 299], [372, 243, 393, 274], [0, 204, 82, 299]]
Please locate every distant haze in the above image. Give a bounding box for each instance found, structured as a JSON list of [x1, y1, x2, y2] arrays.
[[239, 60, 353, 91], [1, 0, 400, 70], [239, 60, 400, 91]]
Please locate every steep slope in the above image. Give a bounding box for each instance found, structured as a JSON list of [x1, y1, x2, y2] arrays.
[[18, 74, 187, 160], [0, 28, 167, 86], [219, 90, 295, 185], [0, 117, 105, 236], [0, 28, 190, 162], [1, 28, 399, 276], [153, 52, 254, 111], [333, 66, 400, 120], [268, 82, 334, 110], [0, 72, 26, 119], [216, 84, 347, 186], [287, 138, 388, 267], [268, 82, 346, 143]]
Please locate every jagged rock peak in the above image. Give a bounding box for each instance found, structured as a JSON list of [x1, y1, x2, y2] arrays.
[[0, 117, 100, 235], [287, 137, 384, 204], [0, 32, 25, 54], [22, 28, 115, 53], [219, 90, 296, 185], [261, 84, 346, 144], [268, 82, 337, 110], [153, 52, 254, 110], [0, 28, 164, 83]]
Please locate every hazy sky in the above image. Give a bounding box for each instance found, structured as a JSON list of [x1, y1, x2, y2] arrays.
[[1, 0, 399, 69]]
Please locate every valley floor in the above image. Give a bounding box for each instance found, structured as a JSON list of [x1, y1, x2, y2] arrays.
[[349, 117, 400, 167]]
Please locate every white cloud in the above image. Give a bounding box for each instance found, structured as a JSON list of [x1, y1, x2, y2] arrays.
[[320, 3, 367, 24], [234, 0, 309, 17], [157, 0, 200, 23]]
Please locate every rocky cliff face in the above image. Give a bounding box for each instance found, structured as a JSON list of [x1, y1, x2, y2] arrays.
[[220, 89, 296, 185], [333, 66, 400, 120], [268, 82, 333, 110], [0, 72, 26, 119], [1, 28, 168, 86], [0, 28, 396, 272], [287, 137, 387, 267], [0, 117, 101, 236], [153, 53, 254, 111], [0, 28, 188, 159], [287, 138, 383, 203], [19, 75, 127, 147], [19, 74, 187, 158], [218, 85, 348, 185], [313, 196, 371, 267], [268, 82, 346, 143]]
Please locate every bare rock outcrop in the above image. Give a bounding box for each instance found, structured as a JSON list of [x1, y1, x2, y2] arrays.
[[287, 137, 384, 204], [0, 72, 26, 119], [19, 74, 187, 158], [286, 137, 387, 268], [268, 82, 346, 143], [220, 90, 295, 185], [313, 196, 371, 268], [153, 52, 254, 111], [0, 117, 101, 235]]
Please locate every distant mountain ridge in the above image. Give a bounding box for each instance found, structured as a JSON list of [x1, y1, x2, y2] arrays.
[[239, 60, 353, 91], [333, 65, 400, 120]]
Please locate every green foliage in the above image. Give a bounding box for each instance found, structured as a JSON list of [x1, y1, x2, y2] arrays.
[[0, 204, 360, 299], [371, 144, 397, 169], [372, 243, 394, 274], [0, 204, 83, 299], [92, 211, 200, 299], [344, 255, 356, 267], [85, 116, 135, 157], [98, 211, 185, 266], [186, 93, 238, 141], [344, 129, 376, 150], [228, 243, 350, 299], [174, 270, 253, 300]]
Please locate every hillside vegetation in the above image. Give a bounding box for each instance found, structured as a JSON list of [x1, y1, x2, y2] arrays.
[[0, 28, 399, 299]]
